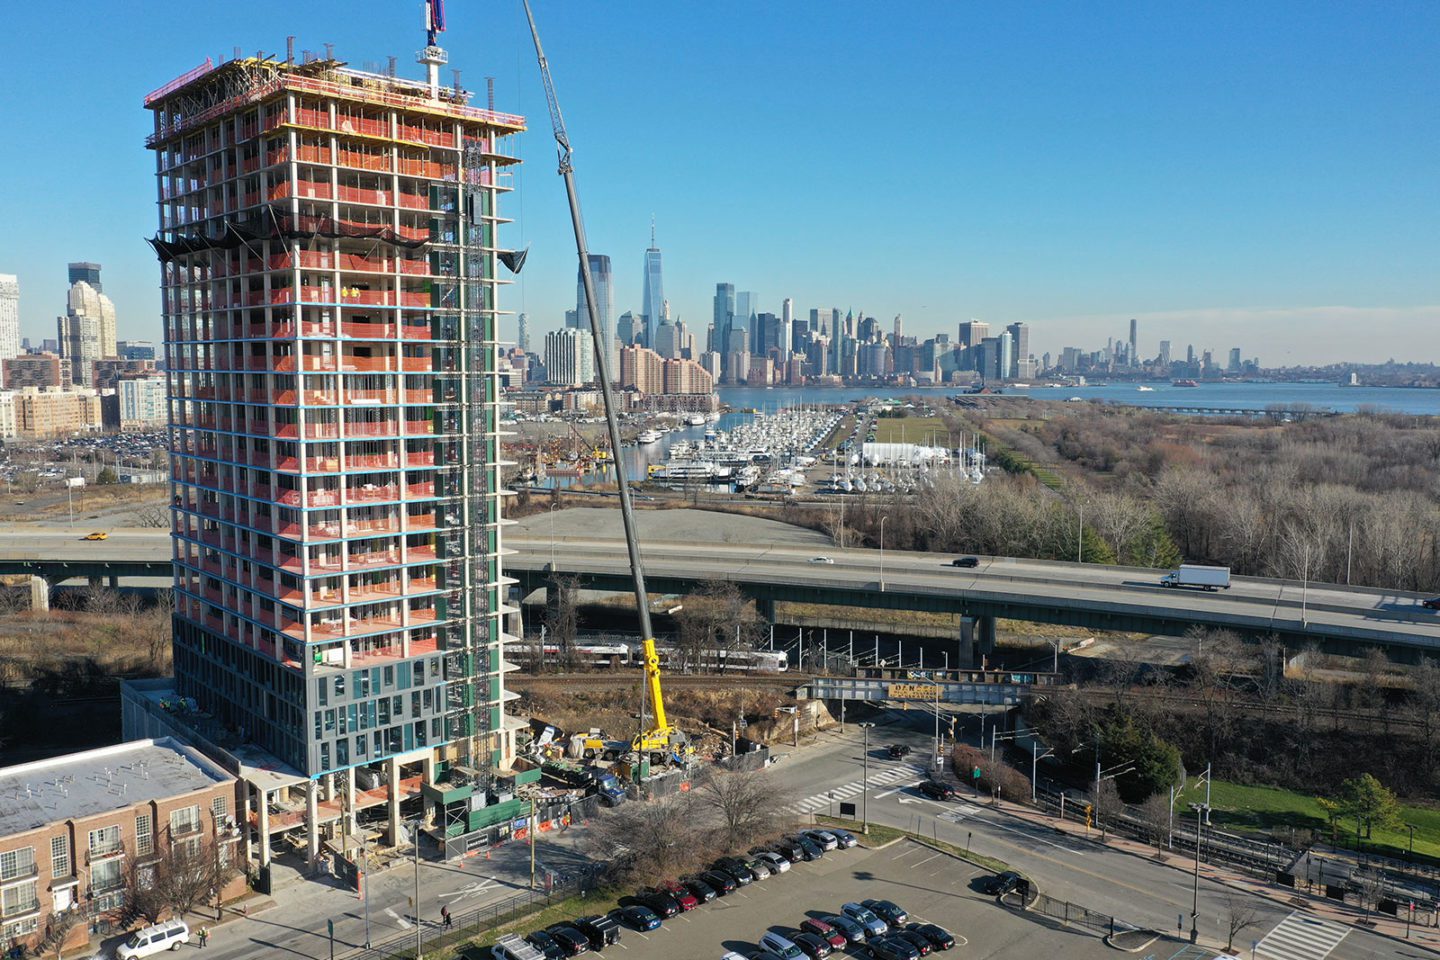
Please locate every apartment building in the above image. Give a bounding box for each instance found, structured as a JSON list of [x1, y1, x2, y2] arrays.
[[0, 739, 242, 953]]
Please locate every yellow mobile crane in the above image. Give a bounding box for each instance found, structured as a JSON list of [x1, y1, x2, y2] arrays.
[[633, 638, 689, 756], [522, 1, 687, 770]]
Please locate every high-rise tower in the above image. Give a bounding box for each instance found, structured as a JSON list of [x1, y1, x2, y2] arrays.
[[57, 264, 117, 387], [641, 219, 664, 351], [0, 274, 19, 376], [575, 254, 612, 383], [140, 27, 525, 858]]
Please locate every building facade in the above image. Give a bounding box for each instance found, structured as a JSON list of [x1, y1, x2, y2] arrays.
[[544, 327, 585, 386], [0, 739, 243, 953], [141, 46, 524, 861], [0, 275, 18, 377], [11, 387, 103, 438], [57, 266, 118, 387], [118, 375, 168, 431], [575, 254, 612, 383], [2, 353, 69, 391]]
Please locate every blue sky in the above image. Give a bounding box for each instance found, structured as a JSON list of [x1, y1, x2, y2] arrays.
[[0, 1, 1435, 364]]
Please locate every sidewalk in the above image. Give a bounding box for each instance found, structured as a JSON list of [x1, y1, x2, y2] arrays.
[[984, 793, 1440, 955]]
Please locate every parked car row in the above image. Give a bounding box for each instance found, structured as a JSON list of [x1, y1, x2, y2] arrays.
[[493, 829, 860, 959], [722, 897, 956, 960]]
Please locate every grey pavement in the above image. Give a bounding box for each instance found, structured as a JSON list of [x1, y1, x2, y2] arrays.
[[764, 710, 1429, 960]]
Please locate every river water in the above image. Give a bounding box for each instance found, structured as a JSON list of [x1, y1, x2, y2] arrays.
[[718, 381, 1440, 416]]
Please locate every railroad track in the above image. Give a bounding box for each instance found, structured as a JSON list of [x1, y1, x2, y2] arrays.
[[507, 671, 809, 692]]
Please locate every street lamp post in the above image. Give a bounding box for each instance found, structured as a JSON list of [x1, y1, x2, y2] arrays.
[[1032, 743, 1054, 804], [1076, 502, 1084, 564], [1190, 802, 1209, 944], [879, 516, 887, 592], [859, 722, 875, 835], [549, 502, 558, 571]]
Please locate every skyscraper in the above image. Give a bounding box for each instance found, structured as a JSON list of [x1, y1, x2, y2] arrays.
[[57, 266, 117, 387], [517, 313, 530, 354], [1128, 317, 1138, 366], [576, 254, 613, 384], [736, 291, 757, 351], [958, 320, 989, 349], [893, 314, 903, 341], [1005, 322, 1029, 379], [139, 37, 522, 858], [1158, 340, 1172, 367], [0, 274, 19, 376], [545, 327, 586, 385], [641, 222, 664, 350], [67, 261, 103, 292], [713, 283, 735, 381]]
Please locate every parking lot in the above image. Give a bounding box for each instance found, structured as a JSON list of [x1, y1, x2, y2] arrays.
[[582, 838, 1203, 960]]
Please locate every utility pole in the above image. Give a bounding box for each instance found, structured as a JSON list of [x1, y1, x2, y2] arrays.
[[413, 821, 421, 960], [879, 515, 887, 591]]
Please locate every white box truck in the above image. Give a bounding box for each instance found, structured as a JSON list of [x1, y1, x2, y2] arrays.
[[1160, 564, 1231, 591]]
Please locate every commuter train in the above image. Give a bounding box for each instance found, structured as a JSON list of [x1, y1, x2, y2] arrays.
[[512, 640, 788, 673]]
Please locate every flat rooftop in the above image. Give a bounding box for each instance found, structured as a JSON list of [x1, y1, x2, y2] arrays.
[[0, 738, 233, 836]]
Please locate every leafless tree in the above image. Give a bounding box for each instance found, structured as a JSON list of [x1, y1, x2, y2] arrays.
[[585, 793, 701, 886], [1223, 894, 1263, 951], [1138, 793, 1172, 853], [695, 768, 788, 852], [542, 575, 580, 672], [133, 505, 170, 528]]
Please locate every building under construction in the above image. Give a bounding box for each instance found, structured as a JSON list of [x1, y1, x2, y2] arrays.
[[124, 18, 533, 877]]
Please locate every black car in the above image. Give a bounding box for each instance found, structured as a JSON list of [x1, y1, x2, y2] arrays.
[[699, 870, 737, 895], [714, 858, 757, 884], [950, 556, 979, 568], [794, 931, 834, 959], [619, 893, 679, 919], [984, 870, 1024, 895], [573, 914, 622, 950], [768, 840, 805, 863], [791, 835, 824, 861], [682, 877, 717, 903], [544, 923, 591, 956], [887, 744, 912, 759], [890, 930, 933, 957], [917, 780, 958, 801], [865, 937, 920, 960], [905, 923, 956, 951], [1423, 597, 1440, 610], [862, 899, 909, 927], [609, 905, 661, 931], [525, 930, 566, 960]]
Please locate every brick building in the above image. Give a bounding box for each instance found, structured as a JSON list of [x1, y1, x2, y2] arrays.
[[0, 739, 243, 953], [2, 353, 70, 391]]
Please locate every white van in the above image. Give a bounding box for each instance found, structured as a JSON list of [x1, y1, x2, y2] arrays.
[[758, 931, 804, 959], [117, 919, 190, 958]]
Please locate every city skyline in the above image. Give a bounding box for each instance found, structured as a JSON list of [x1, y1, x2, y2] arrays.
[[0, 1, 1435, 364]]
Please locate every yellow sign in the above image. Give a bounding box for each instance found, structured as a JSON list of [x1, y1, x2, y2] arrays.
[[888, 683, 942, 700]]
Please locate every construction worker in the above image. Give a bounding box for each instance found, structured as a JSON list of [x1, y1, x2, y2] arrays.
[[197, 926, 210, 948]]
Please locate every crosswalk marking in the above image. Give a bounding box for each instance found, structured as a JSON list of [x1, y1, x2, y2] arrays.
[[1254, 911, 1349, 960], [784, 764, 929, 815]]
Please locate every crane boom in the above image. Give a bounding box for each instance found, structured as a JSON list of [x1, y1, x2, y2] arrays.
[[520, 1, 679, 760]]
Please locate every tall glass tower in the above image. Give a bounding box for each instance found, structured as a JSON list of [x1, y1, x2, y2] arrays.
[[641, 223, 664, 350], [576, 254, 613, 383]]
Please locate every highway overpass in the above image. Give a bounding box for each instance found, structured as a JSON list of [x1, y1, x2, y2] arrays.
[[1, 524, 1438, 661]]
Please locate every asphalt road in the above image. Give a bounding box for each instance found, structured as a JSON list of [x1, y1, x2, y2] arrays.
[[766, 711, 1407, 960], [4, 524, 1438, 650], [590, 837, 1131, 960]]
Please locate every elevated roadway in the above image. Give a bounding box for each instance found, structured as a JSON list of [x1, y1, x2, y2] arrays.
[[1, 525, 1437, 659]]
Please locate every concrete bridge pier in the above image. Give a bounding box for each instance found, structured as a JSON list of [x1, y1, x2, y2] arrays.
[[975, 615, 997, 668], [755, 597, 777, 624], [29, 576, 50, 612]]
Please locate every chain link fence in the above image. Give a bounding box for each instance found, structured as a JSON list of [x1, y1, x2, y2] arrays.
[[341, 864, 603, 960]]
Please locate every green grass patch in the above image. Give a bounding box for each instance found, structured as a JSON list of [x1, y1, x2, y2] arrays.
[[813, 815, 907, 848], [872, 416, 948, 445], [1176, 779, 1440, 861]]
